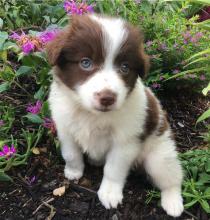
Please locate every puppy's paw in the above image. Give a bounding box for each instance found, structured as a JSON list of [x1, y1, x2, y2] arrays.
[[98, 179, 123, 209], [161, 187, 184, 217], [64, 166, 83, 180]]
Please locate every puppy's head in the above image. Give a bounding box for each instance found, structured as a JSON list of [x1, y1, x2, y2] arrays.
[[47, 14, 149, 113]]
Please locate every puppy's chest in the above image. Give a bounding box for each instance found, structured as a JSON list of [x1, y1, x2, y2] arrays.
[[69, 115, 112, 158]]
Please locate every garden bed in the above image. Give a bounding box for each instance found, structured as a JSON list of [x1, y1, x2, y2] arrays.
[[1, 87, 209, 220]]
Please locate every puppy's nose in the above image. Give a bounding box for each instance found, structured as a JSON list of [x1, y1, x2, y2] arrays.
[[95, 90, 116, 107]]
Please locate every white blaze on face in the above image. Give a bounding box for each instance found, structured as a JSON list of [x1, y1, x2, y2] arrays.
[[76, 15, 129, 112]]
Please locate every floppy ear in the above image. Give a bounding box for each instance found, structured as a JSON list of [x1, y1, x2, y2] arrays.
[[139, 44, 150, 79], [46, 29, 68, 66]]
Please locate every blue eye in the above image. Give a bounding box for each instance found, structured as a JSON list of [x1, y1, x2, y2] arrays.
[[120, 62, 129, 74], [80, 58, 93, 71]]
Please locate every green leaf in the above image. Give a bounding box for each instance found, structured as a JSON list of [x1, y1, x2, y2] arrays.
[[34, 86, 45, 100], [0, 65, 15, 82], [198, 173, 210, 184], [0, 50, 7, 62], [16, 66, 33, 77], [0, 82, 10, 93], [197, 109, 210, 123], [182, 192, 197, 198], [0, 31, 8, 41], [25, 113, 43, 124], [205, 159, 210, 172], [0, 18, 3, 29], [204, 187, 210, 195], [0, 171, 13, 182], [184, 199, 198, 208], [200, 199, 210, 213], [202, 82, 210, 96]]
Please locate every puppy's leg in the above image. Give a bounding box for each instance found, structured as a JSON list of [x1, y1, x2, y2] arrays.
[[59, 132, 84, 180], [98, 141, 138, 209], [143, 132, 183, 217]]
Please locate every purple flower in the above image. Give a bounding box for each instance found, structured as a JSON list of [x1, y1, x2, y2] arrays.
[[173, 69, 180, 74], [21, 41, 35, 54], [159, 43, 167, 51], [0, 120, 4, 126], [182, 31, 191, 39], [195, 32, 203, 39], [43, 118, 56, 134], [26, 175, 36, 185], [151, 82, 161, 89], [135, 0, 141, 3], [26, 100, 42, 114], [64, 0, 94, 15], [146, 41, 153, 47], [0, 145, 16, 159], [200, 74, 206, 81], [173, 43, 178, 48], [38, 29, 59, 44], [159, 76, 165, 81], [10, 32, 23, 40]]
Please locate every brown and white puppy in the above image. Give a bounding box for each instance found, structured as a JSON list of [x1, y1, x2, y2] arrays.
[[47, 14, 183, 217]]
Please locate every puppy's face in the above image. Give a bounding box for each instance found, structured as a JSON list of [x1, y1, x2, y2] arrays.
[[47, 15, 149, 113]]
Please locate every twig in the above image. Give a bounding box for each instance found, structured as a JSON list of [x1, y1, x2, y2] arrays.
[[32, 198, 54, 215], [70, 182, 97, 195], [183, 209, 198, 220], [42, 200, 56, 220]]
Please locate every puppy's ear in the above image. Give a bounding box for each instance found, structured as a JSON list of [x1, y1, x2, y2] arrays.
[[46, 29, 68, 66], [139, 44, 150, 79]]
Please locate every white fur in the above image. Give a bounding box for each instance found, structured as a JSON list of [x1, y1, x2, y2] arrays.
[[48, 15, 184, 217]]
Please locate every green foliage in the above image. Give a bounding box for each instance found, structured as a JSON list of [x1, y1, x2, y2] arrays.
[[181, 149, 210, 213]]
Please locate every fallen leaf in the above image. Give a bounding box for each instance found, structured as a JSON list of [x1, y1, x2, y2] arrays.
[[32, 147, 40, 155], [53, 186, 65, 196], [177, 122, 184, 127]]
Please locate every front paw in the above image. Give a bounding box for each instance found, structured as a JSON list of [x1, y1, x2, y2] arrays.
[[64, 166, 83, 180], [161, 187, 184, 217], [98, 179, 123, 209]]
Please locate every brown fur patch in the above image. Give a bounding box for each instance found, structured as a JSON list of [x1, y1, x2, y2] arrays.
[[114, 25, 150, 92], [140, 89, 159, 141], [157, 111, 169, 136], [46, 15, 105, 89]]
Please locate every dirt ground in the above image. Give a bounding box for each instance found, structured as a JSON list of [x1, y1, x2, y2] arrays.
[[0, 85, 209, 220]]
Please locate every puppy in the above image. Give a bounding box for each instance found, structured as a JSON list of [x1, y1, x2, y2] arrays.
[[47, 14, 184, 217]]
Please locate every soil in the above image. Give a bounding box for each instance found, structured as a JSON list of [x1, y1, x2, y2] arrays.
[[0, 84, 209, 220]]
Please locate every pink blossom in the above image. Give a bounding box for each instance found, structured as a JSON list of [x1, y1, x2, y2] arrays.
[[0, 120, 4, 126], [38, 29, 59, 44], [43, 118, 56, 134], [64, 0, 94, 15], [0, 145, 16, 159], [26, 100, 42, 114], [173, 69, 180, 74], [199, 74, 206, 81], [151, 82, 161, 89], [146, 41, 153, 47], [21, 41, 35, 54]]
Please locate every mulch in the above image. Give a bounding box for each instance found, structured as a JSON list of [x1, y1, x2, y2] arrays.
[[0, 84, 209, 220]]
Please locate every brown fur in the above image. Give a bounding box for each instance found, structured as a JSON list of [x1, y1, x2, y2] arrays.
[[46, 15, 105, 89], [46, 14, 149, 92], [115, 25, 149, 92], [157, 112, 170, 136], [140, 89, 159, 141]]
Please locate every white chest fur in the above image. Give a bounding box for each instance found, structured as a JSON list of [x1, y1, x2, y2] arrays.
[[49, 78, 147, 161]]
